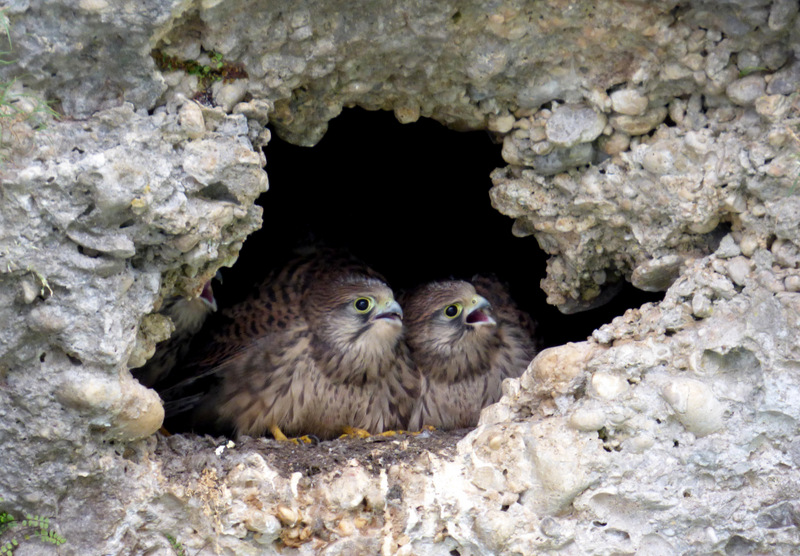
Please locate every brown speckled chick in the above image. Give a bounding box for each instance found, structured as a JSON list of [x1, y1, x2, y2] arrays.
[[162, 250, 420, 440], [402, 277, 536, 430]]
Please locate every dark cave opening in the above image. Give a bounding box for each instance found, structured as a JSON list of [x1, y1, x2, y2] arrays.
[[218, 107, 664, 349]]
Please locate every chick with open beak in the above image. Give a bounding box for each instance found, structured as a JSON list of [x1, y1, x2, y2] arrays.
[[402, 278, 536, 430]]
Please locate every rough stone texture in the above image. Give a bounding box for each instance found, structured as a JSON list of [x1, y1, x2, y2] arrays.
[[2, 0, 800, 554]]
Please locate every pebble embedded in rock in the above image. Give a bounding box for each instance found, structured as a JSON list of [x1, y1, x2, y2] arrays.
[[178, 100, 206, 139], [661, 378, 724, 437], [609, 106, 668, 135], [545, 104, 607, 147], [590, 372, 629, 400], [715, 235, 741, 259], [726, 75, 766, 106], [610, 89, 648, 116], [631, 255, 684, 292], [569, 407, 606, 431], [725, 257, 752, 286]]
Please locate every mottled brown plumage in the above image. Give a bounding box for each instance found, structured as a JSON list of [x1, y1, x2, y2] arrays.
[[162, 251, 420, 440], [403, 277, 536, 430], [133, 280, 217, 388]]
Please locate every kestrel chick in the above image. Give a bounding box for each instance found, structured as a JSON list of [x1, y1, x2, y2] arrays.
[[403, 278, 536, 430], [163, 251, 420, 440], [133, 280, 217, 388]]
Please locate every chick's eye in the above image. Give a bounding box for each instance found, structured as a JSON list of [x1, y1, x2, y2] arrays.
[[354, 297, 373, 313], [444, 303, 462, 319]]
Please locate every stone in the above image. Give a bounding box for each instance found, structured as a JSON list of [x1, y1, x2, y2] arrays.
[[661, 378, 725, 437], [609, 107, 668, 136], [631, 255, 684, 292], [545, 104, 607, 147], [766, 61, 800, 95], [610, 89, 648, 116], [726, 75, 766, 106], [715, 234, 741, 259], [3, 1, 800, 554]]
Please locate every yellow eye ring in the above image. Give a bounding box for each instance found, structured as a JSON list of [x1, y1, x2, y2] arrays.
[[354, 297, 374, 313], [443, 303, 463, 319]]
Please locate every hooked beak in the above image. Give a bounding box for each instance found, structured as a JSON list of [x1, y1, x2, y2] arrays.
[[199, 281, 217, 312], [374, 299, 403, 324], [465, 295, 495, 326]]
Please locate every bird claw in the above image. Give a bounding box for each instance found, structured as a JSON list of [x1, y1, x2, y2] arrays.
[[407, 425, 437, 435], [339, 427, 433, 440], [340, 426, 372, 439], [270, 425, 317, 444], [292, 435, 317, 445]]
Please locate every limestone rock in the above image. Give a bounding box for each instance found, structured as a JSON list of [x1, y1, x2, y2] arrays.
[[2, 0, 800, 554]]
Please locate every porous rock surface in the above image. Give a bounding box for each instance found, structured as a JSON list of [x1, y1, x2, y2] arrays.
[[2, 0, 800, 554]]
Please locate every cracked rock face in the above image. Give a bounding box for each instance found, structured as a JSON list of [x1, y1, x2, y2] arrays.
[[2, 0, 800, 554]]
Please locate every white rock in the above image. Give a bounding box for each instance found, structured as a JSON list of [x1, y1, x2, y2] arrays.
[[661, 378, 725, 437], [591, 372, 629, 400], [178, 101, 205, 139], [610, 89, 648, 116], [609, 106, 668, 135], [545, 104, 607, 147], [569, 407, 606, 431]]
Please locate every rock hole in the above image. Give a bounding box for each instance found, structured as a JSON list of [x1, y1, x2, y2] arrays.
[[606, 528, 630, 541], [67, 354, 83, 366], [39, 352, 46, 362], [77, 245, 101, 258], [152, 108, 666, 447], [449, 550, 461, 556], [500, 504, 510, 512], [198, 182, 241, 204], [156, 107, 666, 378], [673, 439, 680, 447], [766, 234, 777, 250], [724, 535, 757, 555], [227, 107, 662, 348], [79, 203, 95, 218]]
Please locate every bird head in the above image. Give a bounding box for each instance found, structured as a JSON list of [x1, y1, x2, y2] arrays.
[[403, 280, 497, 358], [308, 275, 405, 353]]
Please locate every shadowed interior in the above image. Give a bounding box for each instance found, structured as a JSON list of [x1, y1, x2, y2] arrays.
[[217, 107, 663, 349]]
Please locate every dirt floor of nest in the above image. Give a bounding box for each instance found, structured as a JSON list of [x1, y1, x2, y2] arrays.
[[153, 428, 469, 478]]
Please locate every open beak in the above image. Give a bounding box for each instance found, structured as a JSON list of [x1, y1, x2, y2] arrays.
[[465, 295, 495, 326], [200, 280, 217, 312], [374, 299, 403, 323]]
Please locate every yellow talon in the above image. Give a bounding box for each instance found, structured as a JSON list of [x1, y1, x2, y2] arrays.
[[340, 426, 372, 439], [270, 425, 314, 444], [270, 424, 289, 442]]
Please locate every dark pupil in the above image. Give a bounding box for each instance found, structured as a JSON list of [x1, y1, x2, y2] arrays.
[[356, 299, 369, 311], [445, 305, 459, 317]]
